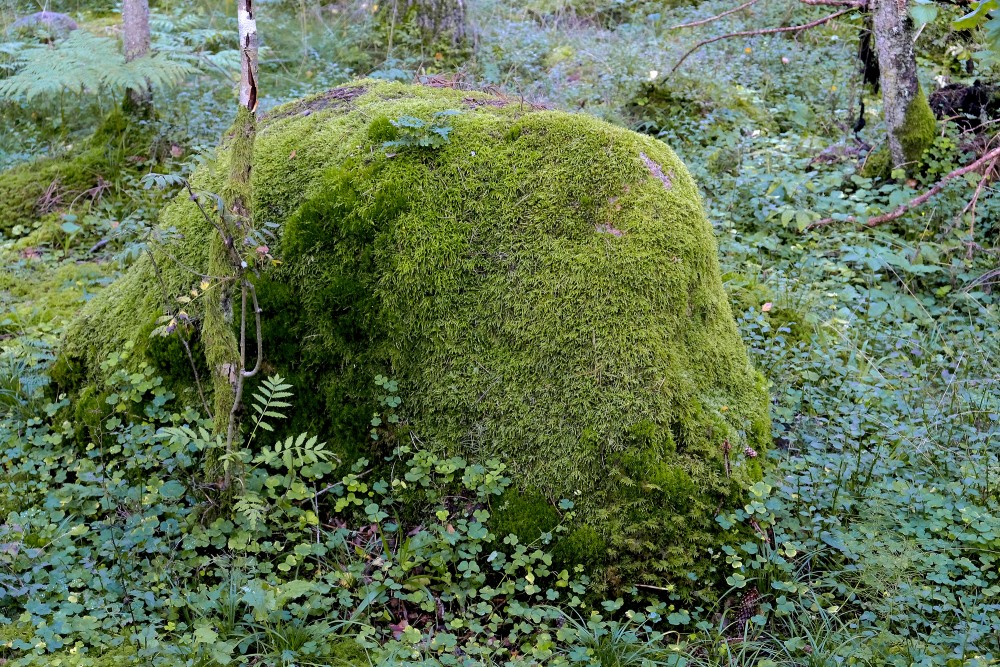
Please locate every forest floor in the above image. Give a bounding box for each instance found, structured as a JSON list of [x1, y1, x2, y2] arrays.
[[0, 0, 998, 665]]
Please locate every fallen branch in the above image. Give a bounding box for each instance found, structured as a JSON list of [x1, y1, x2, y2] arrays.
[[960, 153, 998, 254], [670, 8, 856, 72], [669, 0, 762, 31], [89, 238, 110, 253], [807, 143, 1000, 230], [799, 0, 866, 6]]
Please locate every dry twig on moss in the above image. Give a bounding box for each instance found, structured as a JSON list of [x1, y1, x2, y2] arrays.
[[669, 8, 857, 72], [807, 142, 1000, 230]]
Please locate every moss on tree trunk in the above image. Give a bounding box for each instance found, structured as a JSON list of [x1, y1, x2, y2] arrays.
[[871, 0, 935, 172]]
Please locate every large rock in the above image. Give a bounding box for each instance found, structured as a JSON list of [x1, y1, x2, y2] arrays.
[[11, 11, 78, 36], [56, 80, 769, 596]]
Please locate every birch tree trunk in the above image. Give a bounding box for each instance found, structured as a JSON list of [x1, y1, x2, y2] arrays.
[[871, 0, 935, 170], [205, 0, 260, 469], [122, 0, 152, 112], [237, 0, 259, 116]]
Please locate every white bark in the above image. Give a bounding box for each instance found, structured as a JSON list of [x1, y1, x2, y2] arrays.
[[237, 0, 260, 113]]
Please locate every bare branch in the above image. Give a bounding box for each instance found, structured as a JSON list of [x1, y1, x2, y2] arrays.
[[669, 0, 762, 31], [807, 143, 1000, 230], [670, 8, 857, 73], [145, 248, 212, 418], [799, 0, 865, 6]]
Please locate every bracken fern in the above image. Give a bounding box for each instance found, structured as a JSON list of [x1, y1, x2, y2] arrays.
[[0, 31, 197, 102]]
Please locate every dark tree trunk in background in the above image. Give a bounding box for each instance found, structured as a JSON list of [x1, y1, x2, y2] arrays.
[[122, 0, 152, 112], [404, 0, 468, 47], [871, 0, 935, 170]]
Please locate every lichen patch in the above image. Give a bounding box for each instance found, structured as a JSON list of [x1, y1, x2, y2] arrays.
[[462, 96, 509, 109], [640, 151, 673, 189]]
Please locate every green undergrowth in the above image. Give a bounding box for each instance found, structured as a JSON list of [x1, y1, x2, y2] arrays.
[[0, 110, 160, 235], [56, 79, 770, 597]]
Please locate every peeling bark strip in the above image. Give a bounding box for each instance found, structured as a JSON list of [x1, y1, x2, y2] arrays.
[[872, 0, 932, 168], [641, 152, 673, 189], [238, 0, 259, 112]]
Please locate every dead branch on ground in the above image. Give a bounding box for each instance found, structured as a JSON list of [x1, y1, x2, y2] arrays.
[[669, 0, 763, 31], [669, 8, 857, 73], [806, 143, 1000, 230]]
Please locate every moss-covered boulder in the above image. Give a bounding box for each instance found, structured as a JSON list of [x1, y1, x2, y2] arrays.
[[57, 80, 770, 597]]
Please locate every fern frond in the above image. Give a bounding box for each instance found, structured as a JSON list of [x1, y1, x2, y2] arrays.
[[0, 31, 198, 101], [234, 492, 267, 531], [247, 374, 294, 444]]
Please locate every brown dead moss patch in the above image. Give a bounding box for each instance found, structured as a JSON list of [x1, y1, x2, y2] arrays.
[[264, 85, 368, 123]]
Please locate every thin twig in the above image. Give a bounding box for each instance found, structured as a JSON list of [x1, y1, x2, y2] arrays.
[[224, 278, 249, 486], [799, 0, 865, 6], [183, 181, 240, 266], [89, 238, 110, 253], [241, 281, 263, 379], [807, 143, 1000, 230], [146, 248, 212, 417], [669, 0, 762, 31], [670, 8, 856, 73], [960, 154, 999, 255]]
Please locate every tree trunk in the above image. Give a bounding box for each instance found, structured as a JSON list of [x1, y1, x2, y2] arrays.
[[122, 0, 152, 113], [122, 0, 150, 61], [871, 0, 935, 171], [206, 0, 261, 475], [397, 0, 467, 47]]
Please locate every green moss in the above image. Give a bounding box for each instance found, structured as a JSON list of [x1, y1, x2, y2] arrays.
[[491, 488, 561, 545], [862, 85, 936, 179], [897, 85, 936, 167], [0, 261, 111, 334], [328, 638, 370, 666], [204, 106, 258, 436], [0, 111, 155, 234], [367, 115, 399, 143], [861, 146, 892, 179], [59, 80, 771, 597], [489, 488, 607, 572]]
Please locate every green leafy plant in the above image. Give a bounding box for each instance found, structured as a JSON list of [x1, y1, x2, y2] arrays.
[[383, 109, 460, 149], [0, 31, 197, 102]]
